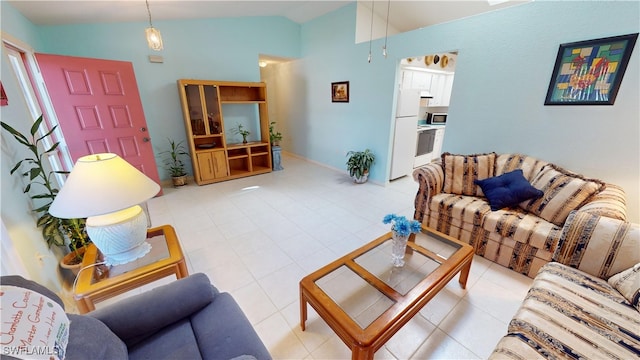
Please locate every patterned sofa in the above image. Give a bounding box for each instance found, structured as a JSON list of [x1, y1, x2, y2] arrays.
[[413, 152, 627, 277], [490, 211, 640, 359]]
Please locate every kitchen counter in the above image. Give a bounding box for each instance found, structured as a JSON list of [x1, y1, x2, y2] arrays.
[[416, 124, 446, 132]]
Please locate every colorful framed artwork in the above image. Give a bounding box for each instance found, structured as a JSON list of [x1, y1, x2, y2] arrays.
[[544, 33, 638, 105], [331, 81, 349, 103]]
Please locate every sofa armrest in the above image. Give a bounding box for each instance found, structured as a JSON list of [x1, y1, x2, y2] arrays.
[[553, 211, 639, 279], [578, 184, 627, 221], [89, 273, 217, 346], [412, 161, 444, 222]]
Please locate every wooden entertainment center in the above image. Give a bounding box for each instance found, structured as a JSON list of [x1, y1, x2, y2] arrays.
[[177, 80, 272, 185]]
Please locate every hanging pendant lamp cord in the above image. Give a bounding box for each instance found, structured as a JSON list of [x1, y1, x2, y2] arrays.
[[383, 0, 390, 57], [146, 0, 154, 27], [368, 0, 375, 63]]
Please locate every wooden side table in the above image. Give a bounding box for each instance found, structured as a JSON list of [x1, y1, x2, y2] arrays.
[[74, 224, 189, 314]]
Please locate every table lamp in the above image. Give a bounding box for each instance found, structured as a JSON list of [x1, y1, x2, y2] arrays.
[[49, 153, 161, 266]]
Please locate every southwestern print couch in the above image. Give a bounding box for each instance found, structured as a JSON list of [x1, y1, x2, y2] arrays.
[[412, 152, 627, 278], [490, 211, 639, 359]]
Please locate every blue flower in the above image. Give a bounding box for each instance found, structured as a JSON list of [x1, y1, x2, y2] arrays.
[[382, 214, 422, 237]]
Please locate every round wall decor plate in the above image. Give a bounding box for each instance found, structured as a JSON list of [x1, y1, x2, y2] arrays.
[[424, 55, 433, 66], [440, 55, 449, 68]]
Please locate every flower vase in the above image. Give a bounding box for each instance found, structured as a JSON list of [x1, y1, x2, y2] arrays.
[[391, 231, 409, 267]]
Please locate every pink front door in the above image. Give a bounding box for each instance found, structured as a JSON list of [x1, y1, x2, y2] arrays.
[[35, 53, 162, 190]]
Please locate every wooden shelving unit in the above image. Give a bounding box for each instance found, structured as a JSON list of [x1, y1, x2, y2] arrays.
[[177, 80, 272, 185]]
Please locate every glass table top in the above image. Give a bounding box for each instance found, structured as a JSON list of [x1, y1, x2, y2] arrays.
[[91, 233, 170, 284], [314, 229, 462, 329]]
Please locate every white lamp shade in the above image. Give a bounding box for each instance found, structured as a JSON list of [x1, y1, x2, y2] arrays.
[[49, 153, 160, 219]]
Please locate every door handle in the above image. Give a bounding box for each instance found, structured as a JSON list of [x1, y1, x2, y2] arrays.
[[143, 137, 150, 142]]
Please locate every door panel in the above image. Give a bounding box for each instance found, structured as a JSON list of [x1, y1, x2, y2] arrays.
[[35, 53, 162, 190]]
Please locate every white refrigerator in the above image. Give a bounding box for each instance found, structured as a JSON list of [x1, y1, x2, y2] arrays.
[[390, 89, 420, 180]]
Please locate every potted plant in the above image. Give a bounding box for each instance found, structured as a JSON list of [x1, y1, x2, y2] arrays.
[[59, 218, 91, 274], [269, 121, 283, 146], [161, 138, 190, 187], [346, 149, 375, 183], [232, 123, 250, 143], [269, 121, 284, 171], [1, 115, 91, 273]]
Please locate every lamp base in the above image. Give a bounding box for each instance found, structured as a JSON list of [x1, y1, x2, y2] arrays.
[[86, 205, 151, 266]]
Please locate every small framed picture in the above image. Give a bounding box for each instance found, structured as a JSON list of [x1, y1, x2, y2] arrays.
[[544, 33, 638, 105], [331, 81, 349, 103]]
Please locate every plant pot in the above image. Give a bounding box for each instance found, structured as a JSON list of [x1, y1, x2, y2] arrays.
[[60, 246, 87, 275], [352, 172, 369, 184], [272, 145, 283, 171], [172, 175, 187, 187]]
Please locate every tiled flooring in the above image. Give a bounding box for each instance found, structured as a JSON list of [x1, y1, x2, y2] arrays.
[[141, 154, 533, 359]]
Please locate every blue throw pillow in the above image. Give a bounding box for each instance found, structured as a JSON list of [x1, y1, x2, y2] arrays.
[[474, 169, 544, 211]]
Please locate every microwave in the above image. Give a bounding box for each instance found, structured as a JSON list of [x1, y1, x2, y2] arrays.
[[426, 112, 447, 124]]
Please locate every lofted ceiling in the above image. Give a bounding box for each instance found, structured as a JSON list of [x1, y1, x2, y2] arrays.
[[9, 0, 529, 34]]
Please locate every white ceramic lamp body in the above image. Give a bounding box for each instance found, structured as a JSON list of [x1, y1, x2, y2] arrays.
[[86, 205, 151, 266]]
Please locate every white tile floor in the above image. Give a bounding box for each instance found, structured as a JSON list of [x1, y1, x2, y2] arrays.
[[141, 154, 533, 359]]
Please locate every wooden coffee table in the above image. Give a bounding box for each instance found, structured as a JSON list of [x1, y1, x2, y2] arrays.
[[74, 224, 189, 313], [299, 224, 473, 359]]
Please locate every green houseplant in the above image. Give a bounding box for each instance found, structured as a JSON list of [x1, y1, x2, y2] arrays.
[[269, 121, 283, 146], [1, 115, 91, 269], [161, 138, 189, 187], [346, 149, 375, 184], [232, 124, 250, 143]]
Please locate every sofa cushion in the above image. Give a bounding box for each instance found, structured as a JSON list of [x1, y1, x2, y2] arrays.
[[428, 193, 491, 226], [90, 273, 216, 347], [579, 184, 628, 221], [127, 319, 203, 360], [490, 262, 639, 359], [494, 153, 548, 181], [553, 211, 640, 279], [66, 314, 128, 360], [482, 209, 562, 251], [607, 263, 640, 311], [191, 293, 272, 360], [441, 152, 496, 197], [474, 169, 544, 211], [520, 164, 605, 226]]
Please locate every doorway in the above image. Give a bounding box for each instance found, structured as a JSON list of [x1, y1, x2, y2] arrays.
[[392, 51, 456, 178]]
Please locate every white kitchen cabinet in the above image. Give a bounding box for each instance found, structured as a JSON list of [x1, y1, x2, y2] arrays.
[[401, 70, 413, 89], [400, 70, 432, 90], [428, 73, 454, 107], [411, 71, 431, 89]]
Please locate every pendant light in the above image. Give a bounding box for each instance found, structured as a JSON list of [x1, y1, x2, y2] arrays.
[[145, 0, 163, 51], [382, 0, 390, 58], [368, 1, 374, 63]]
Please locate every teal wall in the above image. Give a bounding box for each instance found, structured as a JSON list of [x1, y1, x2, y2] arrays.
[[35, 16, 301, 178], [280, 4, 398, 182], [0, 2, 43, 49], [284, 1, 639, 221]]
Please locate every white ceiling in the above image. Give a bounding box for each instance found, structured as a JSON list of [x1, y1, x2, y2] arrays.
[[9, 0, 529, 33]]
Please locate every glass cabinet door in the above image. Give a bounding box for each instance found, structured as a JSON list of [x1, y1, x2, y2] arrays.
[[185, 84, 205, 136], [203, 85, 221, 135]]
